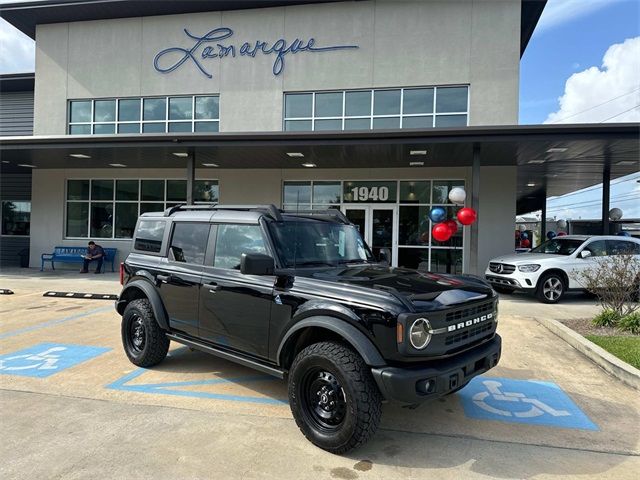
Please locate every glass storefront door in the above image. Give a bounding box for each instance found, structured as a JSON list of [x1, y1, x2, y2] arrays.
[[343, 205, 397, 265]]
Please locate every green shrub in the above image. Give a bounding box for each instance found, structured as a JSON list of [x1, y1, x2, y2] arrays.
[[592, 309, 621, 328], [619, 311, 640, 335]]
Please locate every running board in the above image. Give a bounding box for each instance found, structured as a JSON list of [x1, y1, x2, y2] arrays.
[[166, 333, 285, 379]]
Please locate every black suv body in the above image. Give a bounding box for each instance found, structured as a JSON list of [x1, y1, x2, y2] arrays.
[[116, 205, 501, 453]]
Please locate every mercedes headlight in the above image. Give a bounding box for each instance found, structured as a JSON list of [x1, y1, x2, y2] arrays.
[[409, 318, 432, 349], [518, 264, 541, 272]]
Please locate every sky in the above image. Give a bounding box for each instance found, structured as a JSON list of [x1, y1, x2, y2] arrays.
[[0, 0, 639, 219]]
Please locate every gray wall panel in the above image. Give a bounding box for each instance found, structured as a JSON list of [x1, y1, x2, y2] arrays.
[[0, 91, 34, 135]]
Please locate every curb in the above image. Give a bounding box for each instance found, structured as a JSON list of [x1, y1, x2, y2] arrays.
[[535, 316, 640, 391]]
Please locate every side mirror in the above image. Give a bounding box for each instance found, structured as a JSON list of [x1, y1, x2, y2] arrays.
[[240, 253, 275, 275], [580, 250, 592, 259], [378, 248, 391, 266]]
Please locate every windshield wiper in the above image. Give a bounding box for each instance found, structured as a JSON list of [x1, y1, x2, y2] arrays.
[[291, 261, 337, 268]]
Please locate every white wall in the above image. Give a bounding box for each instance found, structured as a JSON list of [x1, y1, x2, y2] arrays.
[[33, 0, 521, 134]]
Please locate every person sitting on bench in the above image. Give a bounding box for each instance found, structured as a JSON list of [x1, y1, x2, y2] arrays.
[[80, 241, 105, 274]]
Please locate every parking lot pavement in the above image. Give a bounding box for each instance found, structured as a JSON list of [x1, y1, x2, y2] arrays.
[[1, 271, 639, 479]]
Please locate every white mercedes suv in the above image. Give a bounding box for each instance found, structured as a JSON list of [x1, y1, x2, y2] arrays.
[[485, 235, 640, 303]]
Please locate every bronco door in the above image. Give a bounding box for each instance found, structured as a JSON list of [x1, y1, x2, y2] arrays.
[[199, 223, 274, 359]]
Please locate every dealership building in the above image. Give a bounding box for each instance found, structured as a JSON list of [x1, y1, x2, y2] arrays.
[[1, 0, 638, 272]]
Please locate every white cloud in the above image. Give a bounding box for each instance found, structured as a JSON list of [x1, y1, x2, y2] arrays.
[[545, 36, 640, 123], [535, 0, 623, 34], [0, 18, 35, 73]]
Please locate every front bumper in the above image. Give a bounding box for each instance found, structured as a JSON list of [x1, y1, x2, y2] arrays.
[[371, 335, 501, 404]]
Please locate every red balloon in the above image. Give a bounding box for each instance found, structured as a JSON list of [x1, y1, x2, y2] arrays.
[[457, 207, 477, 225], [444, 219, 458, 235], [557, 231, 567, 236], [432, 223, 452, 242], [521, 238, 531, 248]]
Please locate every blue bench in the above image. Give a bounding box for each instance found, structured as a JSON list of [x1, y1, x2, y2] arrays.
[[41, 246, 117, 272]]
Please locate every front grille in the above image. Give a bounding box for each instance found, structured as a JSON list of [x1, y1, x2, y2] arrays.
[[445, 300, 494, 323], [445, 322, 493, 346], [489, 262, 515, 274]]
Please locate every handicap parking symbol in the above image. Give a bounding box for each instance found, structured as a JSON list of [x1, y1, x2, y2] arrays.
[[0, 343, 110, 378], [458, 377, 598, 430]]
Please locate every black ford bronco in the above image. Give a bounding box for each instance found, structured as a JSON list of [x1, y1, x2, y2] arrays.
[[116, 205, 501, 453]]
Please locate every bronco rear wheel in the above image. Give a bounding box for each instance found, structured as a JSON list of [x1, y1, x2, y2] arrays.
[[288, 341, 382, 454], [121, 298, 169, 367]]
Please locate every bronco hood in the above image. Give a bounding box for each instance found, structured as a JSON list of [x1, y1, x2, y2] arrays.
[[297, 264, 494, 310]]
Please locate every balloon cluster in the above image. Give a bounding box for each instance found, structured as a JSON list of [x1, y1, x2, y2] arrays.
[[427, 188, 477, 242]]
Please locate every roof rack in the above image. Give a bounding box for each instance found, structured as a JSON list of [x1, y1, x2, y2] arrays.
[[282, 209, 351, 224], [164, 204, 283, 222]]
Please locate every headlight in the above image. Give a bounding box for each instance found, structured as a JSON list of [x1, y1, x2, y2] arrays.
[[409, 318, 432, 349], [518, 264, 541, 272]]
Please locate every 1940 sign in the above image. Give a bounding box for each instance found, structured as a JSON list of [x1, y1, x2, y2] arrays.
[[154, 27, 359, 79]]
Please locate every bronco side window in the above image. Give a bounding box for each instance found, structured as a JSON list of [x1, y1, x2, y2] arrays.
[[169, 223, 209, 264], [133, 219, 166, 253], [213, 224, 267, 270]]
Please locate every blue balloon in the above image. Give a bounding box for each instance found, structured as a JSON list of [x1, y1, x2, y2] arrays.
[[428, 207, 447, 223], [547, 231, 556, 239], [617, 231, 631, 237], [521, 232, 528, 239]]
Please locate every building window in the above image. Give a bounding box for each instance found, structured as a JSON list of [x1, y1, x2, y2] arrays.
[[1, 201, 31, 236], [65, 179, 219, 239], [282, 180, 464, 273], [283, 86, 468, 131], [68, 95, 219, 135]]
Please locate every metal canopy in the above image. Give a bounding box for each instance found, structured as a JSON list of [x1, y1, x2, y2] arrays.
[[1, 123, 638, 215]]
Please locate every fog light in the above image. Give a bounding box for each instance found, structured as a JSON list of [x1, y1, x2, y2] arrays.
[[417, 379, 435, 394]]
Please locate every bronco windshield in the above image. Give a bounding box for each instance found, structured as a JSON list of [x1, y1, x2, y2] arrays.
[[530, 238, 585, 255], [269, 219, 374, 268]]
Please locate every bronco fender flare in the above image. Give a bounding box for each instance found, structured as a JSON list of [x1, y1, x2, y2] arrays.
[[276, 316, 386, 368], [116, 279, 169, 330]]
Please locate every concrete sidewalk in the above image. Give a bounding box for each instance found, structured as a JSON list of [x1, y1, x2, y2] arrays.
[[1, 271, 638, 479]]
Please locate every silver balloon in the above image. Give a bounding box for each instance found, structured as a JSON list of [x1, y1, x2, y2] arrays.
[[448, 187, 466, 205], [518, 224, 526, 232], [609, 208, 623, 221], [556, 219, 567, 229]]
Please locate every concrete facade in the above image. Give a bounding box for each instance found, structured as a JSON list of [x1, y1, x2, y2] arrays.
[[26, 0, 523, 273], [33, 0, 521, 134]]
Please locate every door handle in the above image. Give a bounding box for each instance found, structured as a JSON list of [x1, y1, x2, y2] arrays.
[[157, 274, 171, 283], [207, 282, 221, 293]]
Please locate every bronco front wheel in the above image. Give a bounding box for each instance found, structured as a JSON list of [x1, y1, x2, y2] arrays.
[[288, 341, 382, 454]]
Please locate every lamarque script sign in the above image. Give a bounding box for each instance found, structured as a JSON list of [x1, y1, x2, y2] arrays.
[[153, 27, 359, 79]]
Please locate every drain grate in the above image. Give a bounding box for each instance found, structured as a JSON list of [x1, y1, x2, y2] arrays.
[[43, 291, 118, 301]]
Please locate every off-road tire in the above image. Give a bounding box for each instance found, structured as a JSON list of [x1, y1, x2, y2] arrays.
[[535, 273, 565, 304], [288, 341, 382, 454], [121, 298, 170, 367]]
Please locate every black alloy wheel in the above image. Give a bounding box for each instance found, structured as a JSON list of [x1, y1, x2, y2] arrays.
[[121, 298, 170, 367]]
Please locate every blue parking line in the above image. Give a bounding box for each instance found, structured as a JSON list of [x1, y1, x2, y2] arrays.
[[0, 306, 113, 340], [106, 368, 288, 405]]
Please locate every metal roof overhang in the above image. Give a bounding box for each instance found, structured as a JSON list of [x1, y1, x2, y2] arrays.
[[0, 0, 546, 55], [1, 123, 638, 215]]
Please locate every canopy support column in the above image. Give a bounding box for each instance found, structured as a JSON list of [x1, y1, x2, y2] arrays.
[[469, 143, 480, 275], [601, 160, 611, 234], [186, 150, 195, 205]]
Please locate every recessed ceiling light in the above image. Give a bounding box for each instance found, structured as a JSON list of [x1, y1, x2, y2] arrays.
[[202, 163, 219, 167], [109, 163, 127, 167], [172, 152, 189, 158], [546, 147, 567, 153], [301, 162, 316, 168], [1, 160, 9, 164], [287, 152, 304, 158], [18, 164, 37, 168], [528, 159, 545, 164], [70, 153, 91, 159], [410, 150, 427, 156], [409, 161, 424, 167], [527, 182, 536, 187], [616, 160, 636, 165]]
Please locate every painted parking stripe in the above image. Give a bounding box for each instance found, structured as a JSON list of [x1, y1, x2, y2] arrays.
[[0, 342, 111, 378], [458, 377, 598, 430], [0, 306, 113, 340], [106, 368, 287, 405]]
